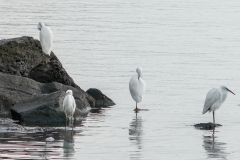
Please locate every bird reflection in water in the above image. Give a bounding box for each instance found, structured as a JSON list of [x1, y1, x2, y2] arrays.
[[203, 129, 228, 159], [63, 128, 75, 158], [129, 113, 143, 159]]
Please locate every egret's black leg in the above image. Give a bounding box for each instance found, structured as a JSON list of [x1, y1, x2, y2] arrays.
[[213, 111, 215, 125]]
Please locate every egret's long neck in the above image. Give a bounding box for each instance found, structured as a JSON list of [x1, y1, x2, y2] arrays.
[[221, 90, 228, 104], [138, 73, 143, 79]]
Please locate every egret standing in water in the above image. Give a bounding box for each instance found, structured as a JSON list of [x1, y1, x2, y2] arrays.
[[37, 22, 53, 56], [63, 90, 76, 126], [129, 67, 146, 112], [202, 86, 235, 124]]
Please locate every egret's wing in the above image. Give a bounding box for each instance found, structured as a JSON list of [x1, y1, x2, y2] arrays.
[[129, 76, 140, 99], [129, 75, 137, 92], [72, 96, 76, 113], [129, 75, 145, 102], [139, 78, 146, 95], [63, 95, 68, 110], [40, 27, 53, 54], [202, 88, 220, 114]]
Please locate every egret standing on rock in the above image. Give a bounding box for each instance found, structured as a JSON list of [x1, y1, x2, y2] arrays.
[[63, 90, 76, 126], [202, 86, 235, 124], [37, 22, 53, 55], [129, 67, 146, 112]]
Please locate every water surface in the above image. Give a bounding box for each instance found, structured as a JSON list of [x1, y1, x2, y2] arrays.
[[1, 0, 240, 159]]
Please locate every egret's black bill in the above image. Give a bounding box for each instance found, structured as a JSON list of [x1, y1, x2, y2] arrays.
[[226, 88, 235, 95]]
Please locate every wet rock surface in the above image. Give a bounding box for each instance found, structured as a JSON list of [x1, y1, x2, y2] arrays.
[[194, 122, 222, 130], [86, 88, 115, 108]]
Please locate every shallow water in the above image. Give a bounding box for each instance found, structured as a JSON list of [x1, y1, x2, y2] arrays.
[[1, 0, 240, 159]]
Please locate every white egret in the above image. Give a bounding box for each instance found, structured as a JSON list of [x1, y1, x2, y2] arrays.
[[37, 22, 53, 55], [63, 90, 76, 126], [202, 86, 235, 124], [129, 67, 146, 111]]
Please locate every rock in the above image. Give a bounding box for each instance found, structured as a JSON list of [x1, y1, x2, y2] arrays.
[[0, 72, 91, 123], [85, 93, 96, 108], [0, 72, 42, 116], [194, 122, 222, 130], [11, 91, 66, 124], [0, 36, 47, 77], [0, 36, 79, 88], [86, 88, 115, 107], [0, 36, 114, 124], [29, 52, 79, 89]]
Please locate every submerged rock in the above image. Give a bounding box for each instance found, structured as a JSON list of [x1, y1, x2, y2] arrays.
[[194, 122, 222, 130], [86, 88, 115, 108]]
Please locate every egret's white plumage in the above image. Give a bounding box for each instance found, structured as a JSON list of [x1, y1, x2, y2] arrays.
[[37, 22, 53, 55], [202, 85, 235, 124], [129, 67, 146, 111], [63, 90, 76, 125]]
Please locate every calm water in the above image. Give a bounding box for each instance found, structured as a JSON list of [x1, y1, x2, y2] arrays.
[[1, 0, 240, 159]]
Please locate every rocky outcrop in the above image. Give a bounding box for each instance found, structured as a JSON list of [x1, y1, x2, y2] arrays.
[[0, 36, 115, 124], [0, 36, 79, 88], [86, 88, 115, 107]]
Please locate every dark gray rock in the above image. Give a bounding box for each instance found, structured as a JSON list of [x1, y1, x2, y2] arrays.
[[0, 36, 79, 88], [29, 52, 80, 89], [0, 72, 41, 116], [194, 122, 222, 130], [0, 36, 115, 125], [11, 91, 65, 124], [0, 36, 47, 77], [86, 88, 115, 108], [0, 72, 91, 124]]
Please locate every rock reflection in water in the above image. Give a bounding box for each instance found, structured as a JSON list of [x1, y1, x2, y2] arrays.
[[203, 129, 228, 159], [129, 113, 143, 159]]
